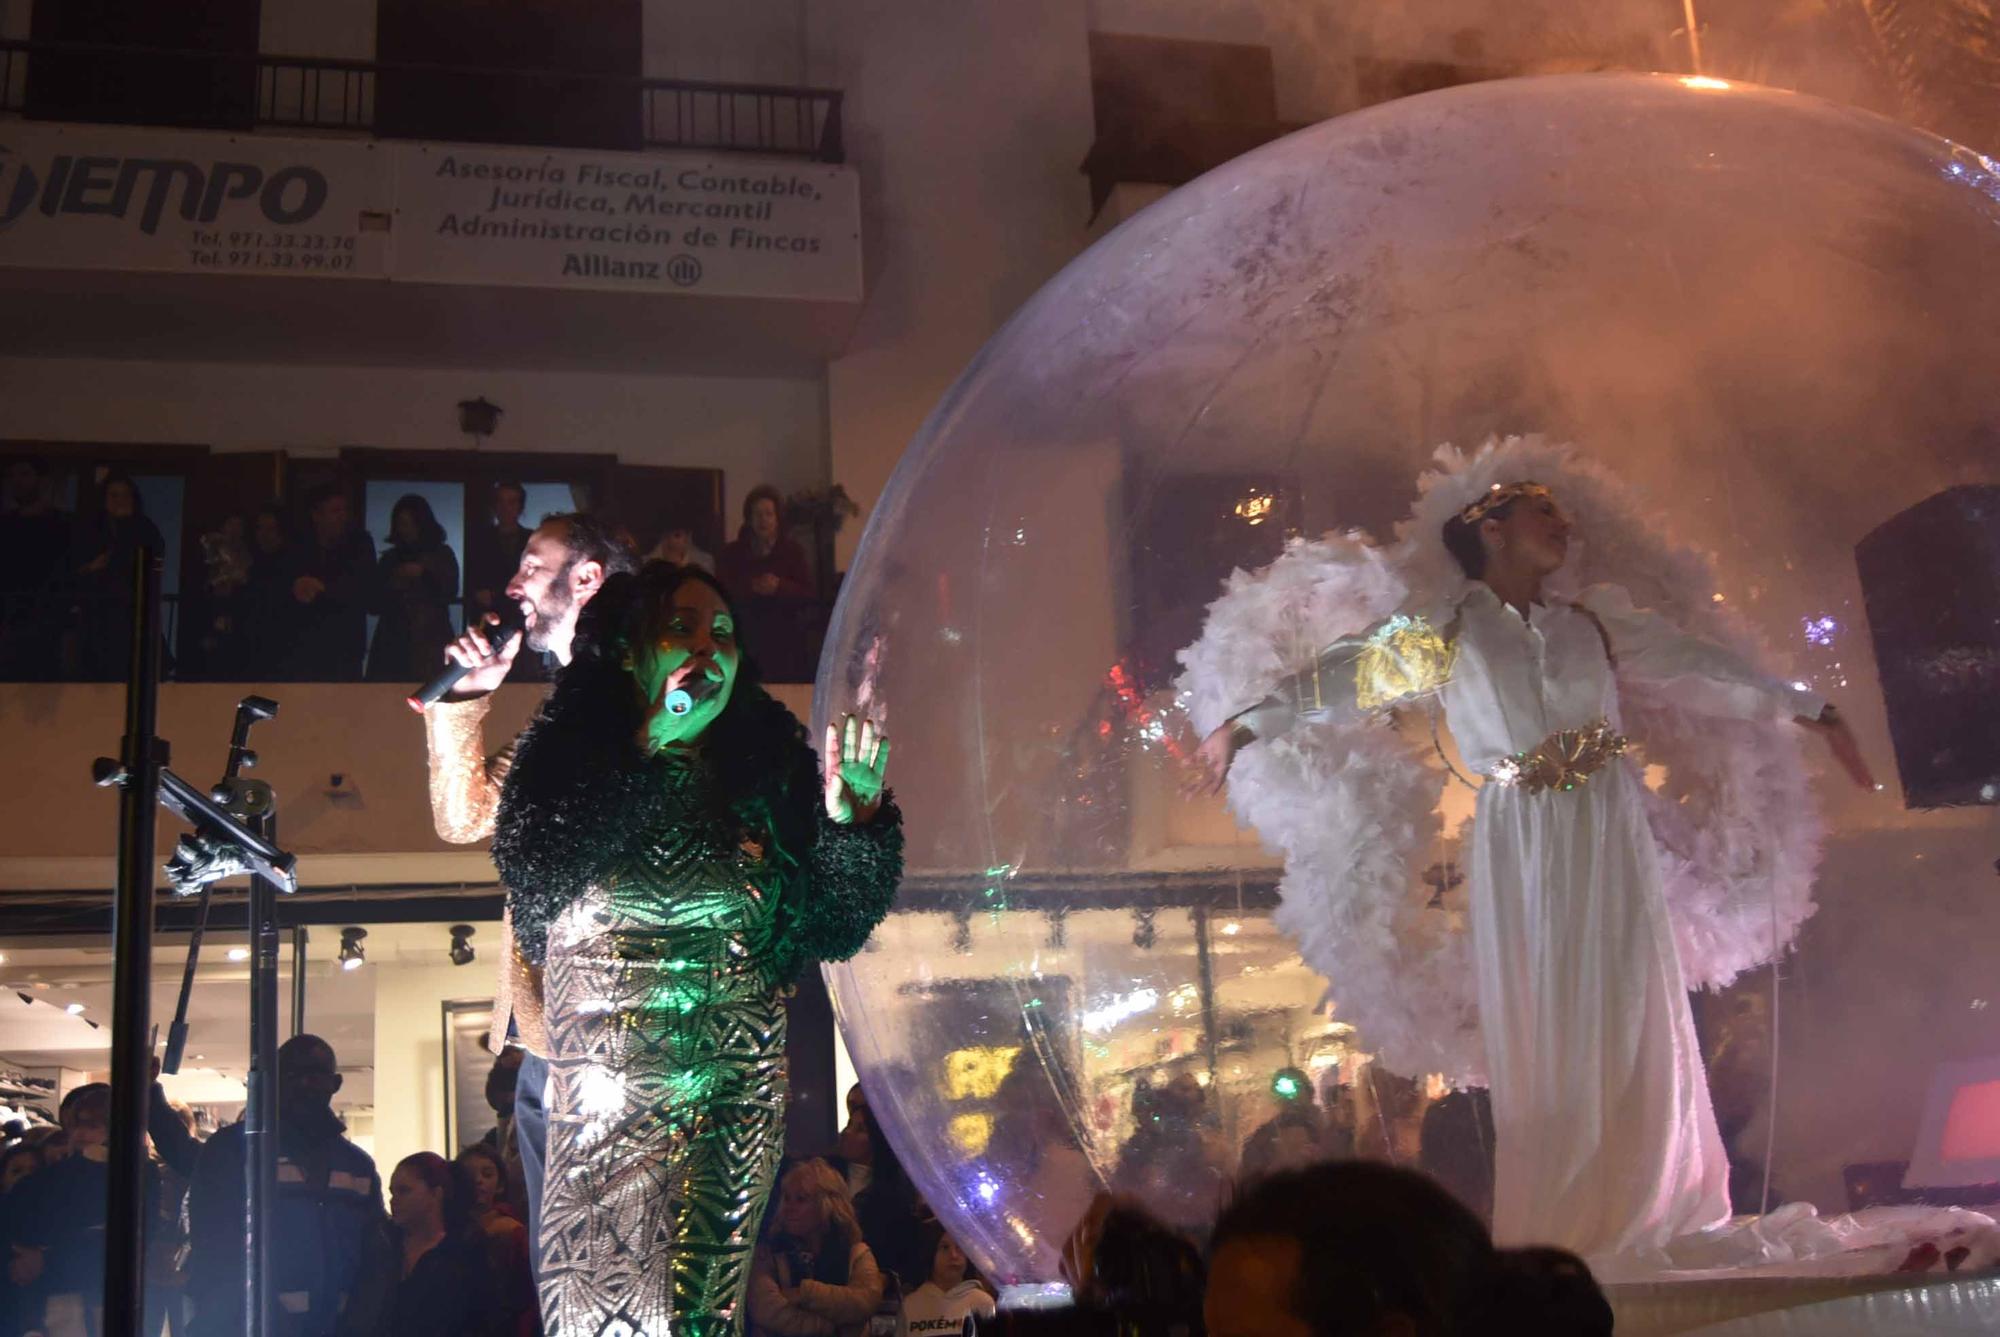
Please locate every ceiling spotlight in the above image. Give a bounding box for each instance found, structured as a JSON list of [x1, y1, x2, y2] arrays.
[[338, 927, 367, 971], [64, 1002, 85, 1016], [226, 947, 250, 963], [448, 925, 476, 967]]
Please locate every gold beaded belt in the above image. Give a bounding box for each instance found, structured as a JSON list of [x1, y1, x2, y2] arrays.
[[1485, 720, 1629, 794]]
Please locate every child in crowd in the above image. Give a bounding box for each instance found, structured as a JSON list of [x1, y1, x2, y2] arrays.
[[900, 1221, 994, 1337]]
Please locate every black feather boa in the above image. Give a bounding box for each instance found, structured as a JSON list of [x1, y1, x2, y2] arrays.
[[492, 656, 902, 970]]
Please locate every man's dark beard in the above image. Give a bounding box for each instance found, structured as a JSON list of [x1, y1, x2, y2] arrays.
[[524, 568, 576, 653]]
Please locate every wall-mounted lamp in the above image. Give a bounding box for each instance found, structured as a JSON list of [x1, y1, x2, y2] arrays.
[[457, 397, 502, 445]]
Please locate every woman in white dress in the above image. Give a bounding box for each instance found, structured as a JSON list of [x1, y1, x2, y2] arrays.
[[1193, 480, 1873, 1260]]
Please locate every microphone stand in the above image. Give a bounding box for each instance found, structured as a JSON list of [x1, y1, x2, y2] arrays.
[[95, 599, 297, 1337]]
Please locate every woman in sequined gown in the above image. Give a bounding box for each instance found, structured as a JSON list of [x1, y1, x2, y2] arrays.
[[493, 563, 902, 1337]]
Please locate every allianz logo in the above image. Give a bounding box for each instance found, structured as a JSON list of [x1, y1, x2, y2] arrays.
[[0, 145, 331, 234]]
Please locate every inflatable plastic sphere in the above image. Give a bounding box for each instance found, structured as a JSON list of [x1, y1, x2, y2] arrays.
[[815, 73, 2000, 1285]]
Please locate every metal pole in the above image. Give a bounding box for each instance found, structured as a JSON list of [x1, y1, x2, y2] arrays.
[[290, 926, 308, 1036], [105, 543, 163, 1337], [243, 845, 281, 1337], [1191, 905, 1220, 1084]]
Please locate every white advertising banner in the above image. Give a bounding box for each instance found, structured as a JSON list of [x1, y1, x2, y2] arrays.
[[0, 124, 862, 304], [387, 141, 862, 302], [0, 123, 388, 278]]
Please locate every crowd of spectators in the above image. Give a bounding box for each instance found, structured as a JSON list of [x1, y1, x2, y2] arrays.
[[0, 1033, 548, 1337], [0, 1042, 1610, 1337], [0, 464, 829, 685]]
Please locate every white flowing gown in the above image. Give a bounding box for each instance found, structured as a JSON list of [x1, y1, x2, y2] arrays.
[[1239, 582, 1822, 1259]]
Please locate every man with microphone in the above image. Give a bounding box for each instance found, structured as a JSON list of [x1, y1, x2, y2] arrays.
[[418, 511, 636, 1288]]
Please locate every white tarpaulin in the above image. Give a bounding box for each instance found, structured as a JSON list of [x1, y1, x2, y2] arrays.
[[0, 122, 862, 303], [389, 141, 862, 301], [0, 122, 387, 278]]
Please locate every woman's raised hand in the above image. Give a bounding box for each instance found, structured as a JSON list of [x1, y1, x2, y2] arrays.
[[823, 714, 888, 824]]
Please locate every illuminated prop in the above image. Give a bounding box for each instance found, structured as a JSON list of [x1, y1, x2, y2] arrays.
[[810, 71, 2000, 1284]]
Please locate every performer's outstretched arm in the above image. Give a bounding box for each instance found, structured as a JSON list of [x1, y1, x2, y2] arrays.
[[1193, 612, 1456, 793], [1578, 584, 1873, 788]]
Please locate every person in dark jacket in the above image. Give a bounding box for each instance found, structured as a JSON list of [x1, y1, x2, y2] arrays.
[[380, 1153, 503, 1337], [467, 481, 531, 621], [0, 1141, 46, 1336], [3, 1085, 128, 1335], [236, 503, 295, 679], [70, 472, 167, 680], [0, 455, 74, 682], [278, 485, 375, 680], [835, 1085, 926, 1290], [187, 1035, 386, 1337], [367, 494, 460, 682]]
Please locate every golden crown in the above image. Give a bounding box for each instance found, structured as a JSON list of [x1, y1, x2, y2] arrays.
[[1456, 480, 1552, 526]]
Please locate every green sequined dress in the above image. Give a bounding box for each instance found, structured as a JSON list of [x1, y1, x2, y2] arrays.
[[536, 754, 900, 1337]]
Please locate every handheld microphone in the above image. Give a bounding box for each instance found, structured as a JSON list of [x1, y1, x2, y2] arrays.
[[407, 603, 527, 713], [663, 669, 723, 717]]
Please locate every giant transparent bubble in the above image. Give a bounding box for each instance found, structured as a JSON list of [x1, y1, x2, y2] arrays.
[[815, 74, 2000, 1286]]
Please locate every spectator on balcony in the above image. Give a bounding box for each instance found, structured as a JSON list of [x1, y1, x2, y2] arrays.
[[190, 512, 253, 680], [469, 481, 532, 621], [279, 484, 376, 681], [368, 494, 461, 683], [70, 472, 167, 680], [647, 516, 715, 574], [0, 456, 73, 681], [241, 503, 294, 680], [471, 482, 545, 685], [721, 486, 812, 601]]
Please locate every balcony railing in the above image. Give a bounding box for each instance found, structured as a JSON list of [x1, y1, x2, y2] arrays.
[[0, 39, 844, 162], [0, 590, 832, 684]]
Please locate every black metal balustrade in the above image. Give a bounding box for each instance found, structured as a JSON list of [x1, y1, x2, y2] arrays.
[[0, 591, 834, 684], [0, 39, 844, 162]]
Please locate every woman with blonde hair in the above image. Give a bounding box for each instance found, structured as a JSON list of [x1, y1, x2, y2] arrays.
[[748, 1159, 885, 1337]]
